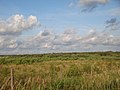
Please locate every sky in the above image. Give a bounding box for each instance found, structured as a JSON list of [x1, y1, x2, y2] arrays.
[[0, 0, 120, 54]]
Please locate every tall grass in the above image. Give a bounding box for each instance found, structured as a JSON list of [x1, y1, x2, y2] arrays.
[[0, 60, 120, 90]]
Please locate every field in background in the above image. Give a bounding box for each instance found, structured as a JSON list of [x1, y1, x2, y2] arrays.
[[0, 52, 120, 64], [0, 52, 120, 90]]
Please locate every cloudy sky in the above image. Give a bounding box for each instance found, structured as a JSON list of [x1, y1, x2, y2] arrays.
[[0, 0, 120, 54]]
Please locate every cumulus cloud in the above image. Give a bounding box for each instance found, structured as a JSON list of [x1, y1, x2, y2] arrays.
[[19, 30, 54, 50], [21, 28, 120, 52], [0, 36, 19, 49], [0, 14, 39, 35], [51, 29, 80, 48], [105, 18, 120, 30], [0, 27, 120, 54], [0, 14, 39, 51], [0, 26, 120, 55], [0, 14, 120, 54]]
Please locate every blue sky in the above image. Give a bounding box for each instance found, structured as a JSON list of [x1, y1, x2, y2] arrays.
[[0, 0, 120, 54]]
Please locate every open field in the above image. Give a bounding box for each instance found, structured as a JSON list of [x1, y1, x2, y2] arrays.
[[0, 52, 120, 90], [0, 52, 120, 64]]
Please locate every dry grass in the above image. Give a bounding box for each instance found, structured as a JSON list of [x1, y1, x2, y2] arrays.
[[0, 60, 120, 90]]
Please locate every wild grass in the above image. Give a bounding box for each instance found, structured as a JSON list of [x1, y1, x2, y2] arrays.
[[0, 60, 120, 90], [0, 52, 120, 90], [0, 52, 120, 64]]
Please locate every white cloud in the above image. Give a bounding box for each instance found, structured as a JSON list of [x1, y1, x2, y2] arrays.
[[0, 27, 120, 54], [0, 14, 40, 51], [42, 43, 52, 49], [0, 14, 40, 35], [0, 14, 120, 54], [8, 42, 18, 49], [0, 36, 18, 49]]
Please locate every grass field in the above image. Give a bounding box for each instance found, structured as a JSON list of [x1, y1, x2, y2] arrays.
[[0, 52, 120, 90]]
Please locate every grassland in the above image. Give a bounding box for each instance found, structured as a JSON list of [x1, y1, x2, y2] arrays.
[[0, 52, 120, 90]]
